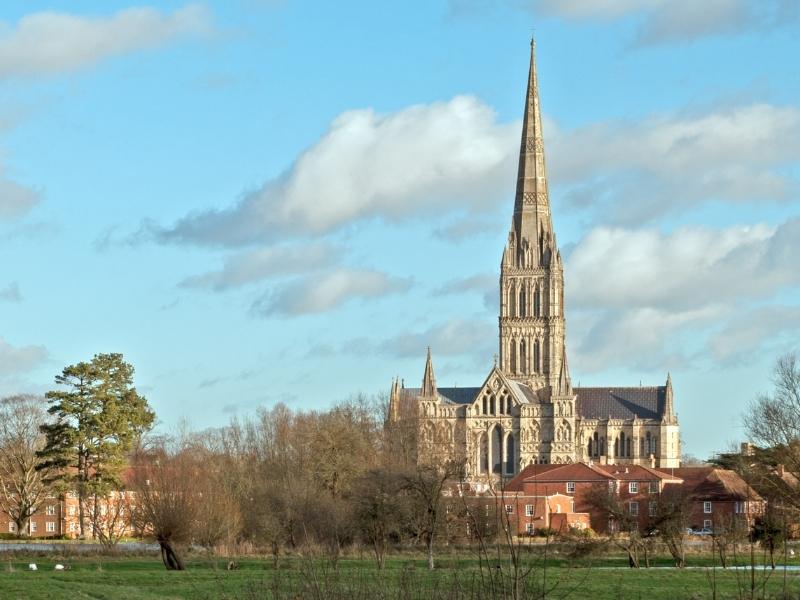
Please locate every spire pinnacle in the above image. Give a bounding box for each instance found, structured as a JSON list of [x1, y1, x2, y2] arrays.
[[513, 39, 552, 251], [663, 372, 676, 423], [421, 347, 437, 398]]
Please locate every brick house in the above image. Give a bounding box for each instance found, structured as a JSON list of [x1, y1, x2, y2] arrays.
[[1, 490, 135, 539], [671, 467, 763, 532], [503, 462, 686, 533]]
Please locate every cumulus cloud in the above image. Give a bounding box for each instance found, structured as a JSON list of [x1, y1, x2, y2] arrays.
[[0, 178, 39, 219], [523, 0, 798, 45], [567, 220, 800, 310], [250, 268, 411, 317], [0, 4, 212, 78], [343, 318, 496, 360], [179, 242, 342, 291], [0, 282, 21, 302], [708, 306, 800, 364], [152, 96, 518, 247], [0, 336, 47, 376], [548, 103, 800, 223], [570, 305, 722, 373], [565, 218, 800, 372]]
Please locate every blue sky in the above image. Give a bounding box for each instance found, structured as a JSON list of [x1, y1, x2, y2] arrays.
[[1, 0, 799, 459]]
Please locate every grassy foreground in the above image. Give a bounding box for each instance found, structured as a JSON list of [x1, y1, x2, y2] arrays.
[[0, 553, 798, 600]]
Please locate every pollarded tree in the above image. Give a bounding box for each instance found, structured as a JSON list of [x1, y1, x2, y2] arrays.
[[0, 395, 56, 537], [38, 353, 155, 537]]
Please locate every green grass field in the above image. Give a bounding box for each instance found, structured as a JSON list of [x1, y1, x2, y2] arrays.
[[0, 551, 798, 599]]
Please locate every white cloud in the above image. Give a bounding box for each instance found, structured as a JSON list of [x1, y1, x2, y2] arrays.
[[380, 319, 496, 359], [433, 273, 497, 310], [567, 220, 800, 311], [0, 4, 212, 78], [250, 268, 411, 316], [155, 96, 518, 246], [179, 242, 342, 291], [570, 306, 722, 373], [0, 177, 39, 219], [0, 337, 47, 376], [523, 0, 798, 45], [343, 318, 496, 360], [708, 306, 800, 364], [565, 218, 800, 372], [548, 103, 800, 223]]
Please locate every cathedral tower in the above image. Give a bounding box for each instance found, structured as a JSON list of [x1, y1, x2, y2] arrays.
[[499, 40, 569, 398]]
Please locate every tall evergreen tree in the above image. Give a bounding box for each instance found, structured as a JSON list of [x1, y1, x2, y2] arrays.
[[39, 353, 155, 537]]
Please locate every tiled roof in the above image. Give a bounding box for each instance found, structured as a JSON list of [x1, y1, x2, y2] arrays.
[[671, 467, 762, 501], [505, 463, 564, 491], [506, 379, 538, 403], [401, 383, 667, 421], [523, 462, 616, 484], [399, 387, 480, 405], [575, 386, 665, 420], [593, 464, 682, 483]]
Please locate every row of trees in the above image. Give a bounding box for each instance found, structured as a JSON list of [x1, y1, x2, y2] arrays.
[[0, 352, 495, 570], [1, 351, 799, 574]]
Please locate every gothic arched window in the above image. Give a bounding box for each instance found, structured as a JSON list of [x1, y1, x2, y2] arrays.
[[506, 433, 515, 474], [510, 339, 517, 374], [519, 286, 526, 317], [534, 287, 541, 316], [509, 281, 517, 317], [533, 341, 541, 373], [520, 339, 527, 375]]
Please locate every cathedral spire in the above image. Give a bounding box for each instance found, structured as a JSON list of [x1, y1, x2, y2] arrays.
[[421, 347, 437, 398], [513, 38, 553, 253]]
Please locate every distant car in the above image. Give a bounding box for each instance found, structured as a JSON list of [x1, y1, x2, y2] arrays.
[[685, 527, 713, 535]]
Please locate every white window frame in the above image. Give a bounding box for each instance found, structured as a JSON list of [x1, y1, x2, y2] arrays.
[[704, 501, 712, 514], [30, 521, 37, 532], [649, 501, 657, 517], [68, 522, 77, 533], [526, 523, 535, 535], [566, 481, 575, 494], [629, 501, 639, 516], [629, 482, 638, 494], [525, 504, 534, 517], [8, 522, 15, 533], [45, 505, 56, 516], [703, 519, 713, 530], [46, 522, 56, 533], [505, 504, 514, 515], [649, 481, 659, 494]]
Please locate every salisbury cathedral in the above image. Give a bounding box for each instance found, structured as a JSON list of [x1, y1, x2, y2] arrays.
[[388, 41, 681, 479]]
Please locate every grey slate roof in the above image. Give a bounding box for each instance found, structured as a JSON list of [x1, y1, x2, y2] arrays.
[[399, 387, 480, 405], [400, 384, 666, 421], [575, 386, 665, 420]]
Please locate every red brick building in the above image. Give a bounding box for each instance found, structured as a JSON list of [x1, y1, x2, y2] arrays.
[[497, 462, 762, 535], [672, 467, 763, 532]]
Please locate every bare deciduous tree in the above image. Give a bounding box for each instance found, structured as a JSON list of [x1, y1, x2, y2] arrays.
[[129, 448, 199, 570], [0, 395, 54, 537]]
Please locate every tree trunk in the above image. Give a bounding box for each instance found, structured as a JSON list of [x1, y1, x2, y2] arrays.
[[159, 540, 186, 571], [426, 534, 434, 570], [271, 541, 279, 569]]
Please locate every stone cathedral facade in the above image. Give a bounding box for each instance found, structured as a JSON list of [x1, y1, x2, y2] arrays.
[[388, 42, 681, 480]]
